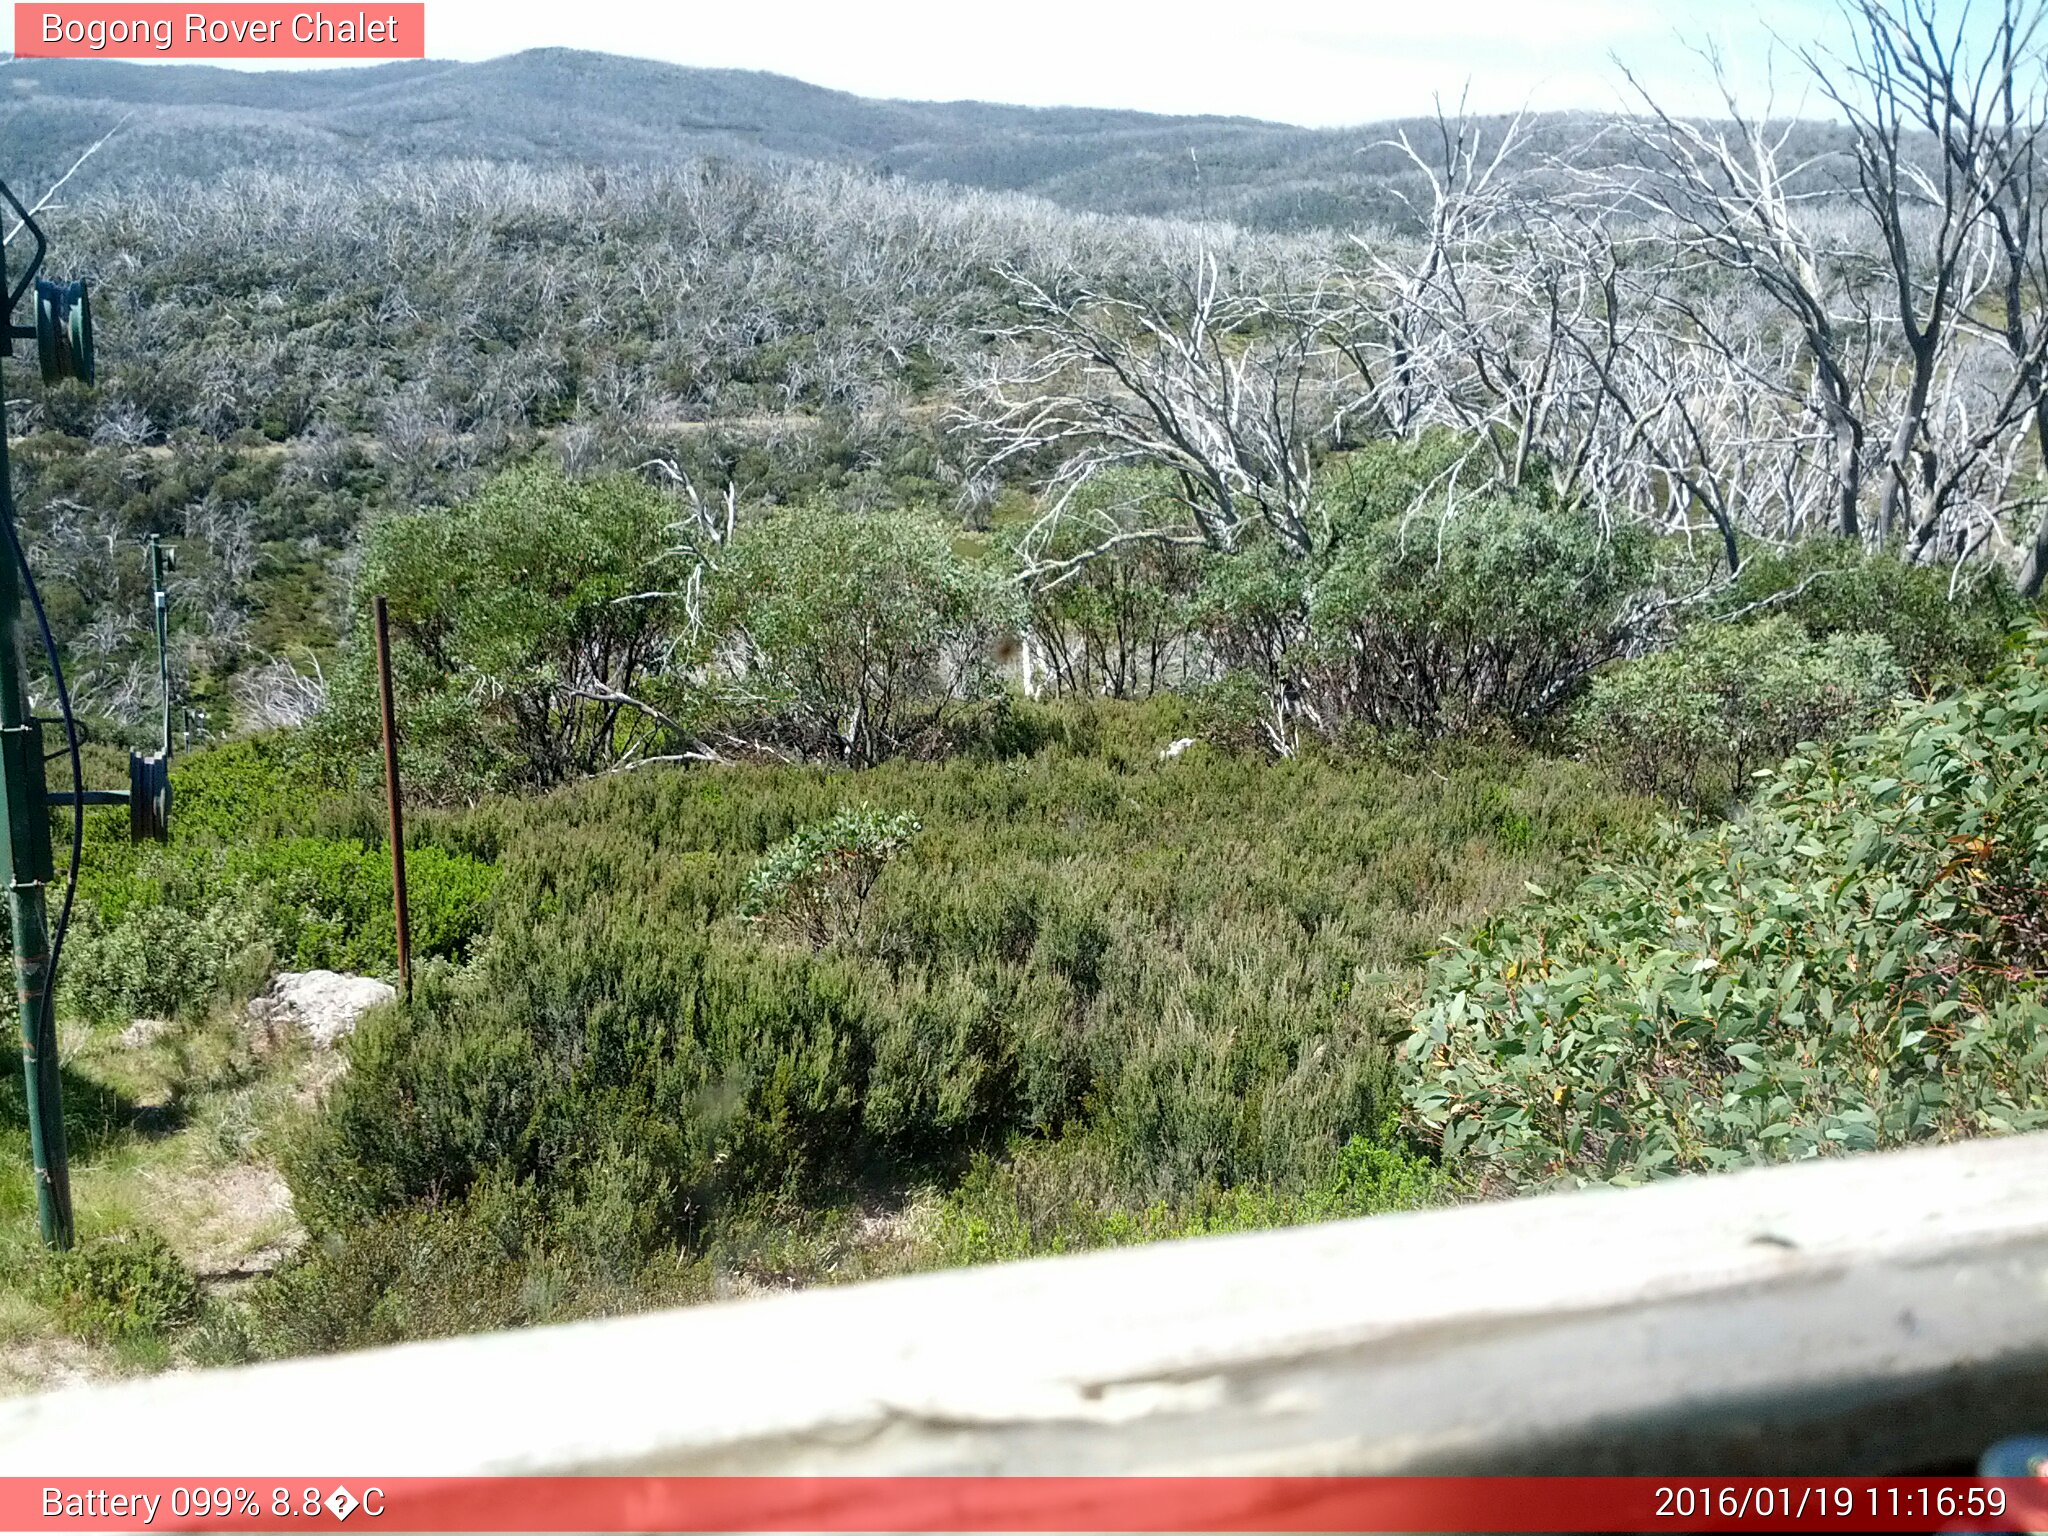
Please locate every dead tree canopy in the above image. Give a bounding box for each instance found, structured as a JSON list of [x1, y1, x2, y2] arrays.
[[967, 3, 2048, 602], [963, 251, 1365, 570]]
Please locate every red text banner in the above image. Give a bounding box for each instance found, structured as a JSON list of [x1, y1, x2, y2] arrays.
[[4, 1477, 2048, 1533], [13, 5, 425, 59]]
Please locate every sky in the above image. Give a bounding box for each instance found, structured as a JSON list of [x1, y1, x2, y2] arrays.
[[2, 0, 1854, 126]]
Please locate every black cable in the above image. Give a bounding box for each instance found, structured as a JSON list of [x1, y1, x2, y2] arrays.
[[0, 514, 85, 1096]]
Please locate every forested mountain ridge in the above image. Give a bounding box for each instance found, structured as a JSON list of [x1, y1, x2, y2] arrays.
[[1, 47, 1826, 230]]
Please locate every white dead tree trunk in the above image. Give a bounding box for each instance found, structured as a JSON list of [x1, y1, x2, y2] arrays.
[[637, 458, 737, 643], [1622, 5, 2048, 586], [1839, 0, 2048, 587], [1335, 103, 1533, 445], [1806, 1, 2025, 548], [962, 251, 1360, 569], [1621, 46, 1879, 542]]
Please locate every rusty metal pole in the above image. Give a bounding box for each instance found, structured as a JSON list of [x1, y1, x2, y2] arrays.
[[373, 596, 412, 1002]]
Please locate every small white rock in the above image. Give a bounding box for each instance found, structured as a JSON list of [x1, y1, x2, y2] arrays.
[[119, 1017, 173, 1049], [247, 970, 397, 1048]]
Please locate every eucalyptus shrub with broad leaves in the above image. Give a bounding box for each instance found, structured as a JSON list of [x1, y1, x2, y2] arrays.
[[1017, 468, 1205, 701], [1573, 618, 1905, 804], [1304, 494, 1655, 735], [311, 461, 697, 799], [713, 506, 1023, 764], [739, 806, 922, 949], [1406, 630, 2048, 1191], [1714, 540, 2025, 695]]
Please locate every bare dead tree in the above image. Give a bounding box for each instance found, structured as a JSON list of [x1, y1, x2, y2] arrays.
[[1843, 0, 2048, 589], [1341, 101, 1533, 440], [0, 113, 131, 246], [1619, 45, 1877, 541], [1618, 5, 2048, 588], [638, 457, 737, 642], [1627, 292, 1832, 569], [962, 249, 1360, 569], [1804, 0, 2037, 544], [232, 653, 328, 731]]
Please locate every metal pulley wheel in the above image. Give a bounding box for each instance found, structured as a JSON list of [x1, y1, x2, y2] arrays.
[[128, 751, 169, 843], [35, 278, 93, 387]]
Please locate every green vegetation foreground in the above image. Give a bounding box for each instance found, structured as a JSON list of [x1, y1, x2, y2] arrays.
[[12, 629, 2048, 1371], [2, 709, 1645, 1363], [1, 448, 2041, 1375]]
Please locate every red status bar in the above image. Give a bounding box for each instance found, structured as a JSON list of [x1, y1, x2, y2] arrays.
[[5, 1477, 2048, 1533]]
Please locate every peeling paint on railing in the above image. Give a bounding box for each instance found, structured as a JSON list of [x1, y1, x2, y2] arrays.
[[4, 1133, 2047, 1476]]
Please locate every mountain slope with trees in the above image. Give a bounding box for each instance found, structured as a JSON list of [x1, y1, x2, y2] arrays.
[[2, 48, 1839, 230]]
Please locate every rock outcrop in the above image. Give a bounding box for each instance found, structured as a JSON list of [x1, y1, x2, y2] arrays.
[[246, 970, 396, 1048]]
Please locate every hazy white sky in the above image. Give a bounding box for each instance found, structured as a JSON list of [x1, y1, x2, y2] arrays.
[[5, 0, 1853, 126]]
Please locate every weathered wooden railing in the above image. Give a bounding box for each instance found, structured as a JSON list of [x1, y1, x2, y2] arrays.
[[3, 1133, 2046, 1475]]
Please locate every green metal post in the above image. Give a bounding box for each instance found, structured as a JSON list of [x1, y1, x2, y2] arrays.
[[0, 345, 71, 1250]]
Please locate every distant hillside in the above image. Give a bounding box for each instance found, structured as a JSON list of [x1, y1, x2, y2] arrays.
[[0, 48, 1671, 231]]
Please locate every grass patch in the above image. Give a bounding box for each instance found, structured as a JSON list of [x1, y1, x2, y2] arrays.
[[0, 1008, 313, 1394]]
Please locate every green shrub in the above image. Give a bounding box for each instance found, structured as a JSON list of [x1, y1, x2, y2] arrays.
[[1311, 1130, 1447, 1214], [932, 1128, 1446, 1266], [36, 1229, 200, 1341], [245, 1174, 689, 1358], [1317, 431, 1481, 529], [1408, 629, 2048, 1191], [309, 461, 697, 799], [1574, 618, 1904, 803], [739, 806, 921, 948], [154, 736, 321, 845], [286, 719, 1647, 1276], [1306, 495, 1655, 734], [65, 834, 496, 1022], [282, 964, 543, 1233], [1016, 468, 1203, 699], [65, 898, 266, 1026], [229, 838, 497, 974], [1186, 542, 1310, 706], [1718, 540, 2025, 692], [713, 505, 1024, 764], [1178, 435, 1493, 710], [248, 1209, 538, 1357], [73, 736, 329, 935]]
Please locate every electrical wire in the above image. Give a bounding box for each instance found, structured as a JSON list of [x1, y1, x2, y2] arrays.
[[0, 513, 85, 1111]]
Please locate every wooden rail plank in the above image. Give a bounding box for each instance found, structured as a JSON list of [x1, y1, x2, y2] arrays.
[[4, 1133, 2047, 1475]]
